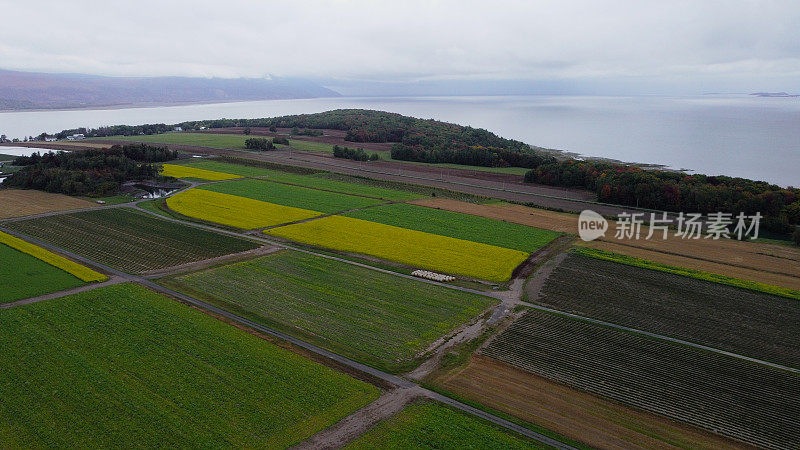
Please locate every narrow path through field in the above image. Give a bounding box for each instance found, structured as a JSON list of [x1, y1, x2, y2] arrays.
[[292, 386, 427, 450], [0, 275, 126, 309]]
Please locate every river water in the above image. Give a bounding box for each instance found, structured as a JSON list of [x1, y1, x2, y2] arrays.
[[1, 95, 798, 186]]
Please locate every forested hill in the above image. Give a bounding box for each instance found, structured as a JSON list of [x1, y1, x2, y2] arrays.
[[56, 109, 557, 169]]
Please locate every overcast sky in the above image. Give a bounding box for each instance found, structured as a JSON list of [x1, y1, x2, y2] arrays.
[[1, 0, 799, 92]]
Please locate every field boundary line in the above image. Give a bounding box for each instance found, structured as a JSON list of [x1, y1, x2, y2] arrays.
[[520, 302, 800, 374]]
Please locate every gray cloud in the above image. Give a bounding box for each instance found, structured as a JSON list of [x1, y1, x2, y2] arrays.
[[1, 0, 798, 90]]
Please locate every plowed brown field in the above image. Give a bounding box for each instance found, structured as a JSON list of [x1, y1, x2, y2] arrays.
[[0, 190, 95, 219], [432, 355, 749, 450]]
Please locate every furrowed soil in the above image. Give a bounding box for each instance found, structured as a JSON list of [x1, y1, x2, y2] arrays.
[[481, 309, 800, 449], [431, 355, 752, 450], [413, 198, 800, 290], [534, 253, 800, 368], [0, 190, 95, 219]]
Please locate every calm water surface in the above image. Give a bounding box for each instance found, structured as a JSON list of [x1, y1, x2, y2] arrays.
[[1, 95, 797, 186]]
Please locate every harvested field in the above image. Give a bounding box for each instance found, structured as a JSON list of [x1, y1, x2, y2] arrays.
[[585, 240, 800, 291], [161, 250, 495, 373], [345, 402, 537, 449], [535, 253, 800, 368], [5, 208, 258, 273], [167, 188, 322, 229], [482, 309, 800, 449], [0, 283, 379, 447], [265, 215, 529, 282], [415, 197, 800, 290], [0, 189, 95, 219], [0, 243, 85, 303], [160, 163, 241, 180], [200, 179, 384, 213], [346, 203, 559, 253], [433, 355, 749, 450]]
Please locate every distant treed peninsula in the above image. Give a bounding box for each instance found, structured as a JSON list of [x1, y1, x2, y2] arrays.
[[39, 109, 800, 233]]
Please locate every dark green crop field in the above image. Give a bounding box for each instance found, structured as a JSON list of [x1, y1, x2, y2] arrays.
[[482, 309, 800, 449], [345, 203, 560, 252], [200, 179, 384, 213], [0, 283, 379, 447], [173, 159, 421, 200], [0, 243, 85, 303], [5, 208, 258, 273], [161, 250, 495, 372], [537, 253, 800, 368], [346, 402, 539, 449]]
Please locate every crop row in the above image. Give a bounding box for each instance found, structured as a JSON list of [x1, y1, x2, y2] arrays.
[[200, 179, 384, 213], [0, 230, 106, 282], [162, 250, 494, 373], [0, 283, 378, 447], [167, 189, 322, 229], [5, 208, 258, 273], [265, 215, 529, 282], [536, 253, 800, 369], [481, 309, 800, 449], [574, 246, 800, 300], [346, 203, 559, 253], [160, 163, 242, 181]]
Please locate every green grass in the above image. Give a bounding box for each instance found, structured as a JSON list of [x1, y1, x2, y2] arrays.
[[173, 159, 422, 200], [95, 132, 252, 149], [574, 247, 800, 300], [200, 179, 385, 213], [161, 250, 496, 373], [346, 402, 540, 449], [0, 283, 379, 447], [346, 203, 560, 253], [288, 139, 335, 152], [0, 153, 17, 161], [5, 208, 258, 273], [0, 243, 85, 303]]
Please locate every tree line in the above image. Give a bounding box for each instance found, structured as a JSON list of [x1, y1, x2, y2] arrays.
[[332, 145, 379, 161], [524, 160, 800, 233], [4, 144, 177, 197]]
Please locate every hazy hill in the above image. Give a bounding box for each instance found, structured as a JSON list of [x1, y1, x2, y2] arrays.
[[0, 69, 339, 110]]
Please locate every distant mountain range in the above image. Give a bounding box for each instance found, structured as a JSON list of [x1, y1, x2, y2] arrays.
[[0, 69, 340, 110]]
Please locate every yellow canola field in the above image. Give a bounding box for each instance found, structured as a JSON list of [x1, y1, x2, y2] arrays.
[[265, 215, 528, 282], [0, 231, 107, 282], [167, 188, 323, 229], [160, 164, 242, 181]]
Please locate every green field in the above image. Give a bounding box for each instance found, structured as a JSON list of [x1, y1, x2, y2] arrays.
[[5, 208, 258, 273], [0, 243, 85, 303], [161, 250, 496, 372], [346, 402, 537, 449], [96, 132, 252, 149], [346, 203, 560, 252], [0, 283, 379, 447], [171, 159, 420, 200], [288, 139, 335, 153], [200, 179, 385, 213]]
